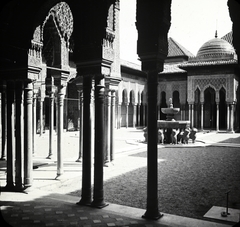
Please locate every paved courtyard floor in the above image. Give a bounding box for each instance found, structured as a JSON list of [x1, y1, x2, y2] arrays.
[[0, 128, 240, 226]]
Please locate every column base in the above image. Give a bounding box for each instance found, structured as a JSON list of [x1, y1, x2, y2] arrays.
[[142, 211, 163, 220], [46, 154, 53, 159], [76, 158, 82, 162], [91, 200, 109, 209], [55, 173, 64, 180], [76, 198, 92, 207], [0, 157, 6, 161], [5, 183, 15, 191]]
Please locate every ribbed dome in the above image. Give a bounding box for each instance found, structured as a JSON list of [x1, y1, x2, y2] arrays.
[[196, 38, 235, 60]]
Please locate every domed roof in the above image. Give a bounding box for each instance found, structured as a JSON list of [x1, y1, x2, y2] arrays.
[[196, 37, 235, 60]]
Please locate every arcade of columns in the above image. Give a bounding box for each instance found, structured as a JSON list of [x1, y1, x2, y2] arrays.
[[0, 0, 240, 220]]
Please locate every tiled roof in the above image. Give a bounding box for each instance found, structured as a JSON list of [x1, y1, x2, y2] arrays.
[[221, 31, 233, 46], [180, 59, 238, 68], [160, 63, 186, 74], [168, 37, 195, 58]]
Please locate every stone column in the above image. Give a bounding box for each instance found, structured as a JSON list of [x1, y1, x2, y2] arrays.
[[188, 104, 191, 122], [117, 103, 121, 128], [191, 104, 194, 128], [32, 92, 37, 156], [92, 76, 107, 208], [230, 103, 235, 132], [46, 76, 55, 159], [15, 81, 24, 190], [227, 104, 230, 131], [110, 90, 116, 162], [47, 91, 55, 159], [105, 90, 111, 164], [56, 84, 66, 178], [143, 103, 146, 126], [1, 87, 6, 160], [125, 103, 129, 128], [201, 103, 204, 131], [216, 103, 219, 131], [133, 104, 137, 128], [6, 81, 15, 189], [39, 95, 44, 136], [24, 81, 33, 188], [143, 70, 162, 220], [77, 76, 93, 206], [76, 91, 83, 162], [138, 103, 141, 126]]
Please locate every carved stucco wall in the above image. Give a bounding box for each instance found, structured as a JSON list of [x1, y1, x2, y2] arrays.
[[187, 74, 237, 104], [158, 81, 187, 105]]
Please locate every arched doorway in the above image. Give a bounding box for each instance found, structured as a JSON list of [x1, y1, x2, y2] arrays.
[[204, 87, 216, 129]]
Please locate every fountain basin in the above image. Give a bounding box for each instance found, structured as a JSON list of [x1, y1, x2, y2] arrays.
[[157, 120, 190, 129], [161, 107, 180, 115]]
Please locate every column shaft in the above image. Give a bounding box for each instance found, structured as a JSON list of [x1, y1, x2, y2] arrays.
[[191, 104, 194, 128], [15, 81, 24, 190], [105, 90, 111, 163], [47, 92, 54, 159], [92, 76, 107, 208], [76, 91, 83, 162], [24, 81, 33, 188], [78, 76, 92, 205], [143, 71, 162, 220], [227, 104, 230, 131], [118, 104, 121, 128], [6, 81, 15, 189], [230, 104, 234, 132], [56, 86, 64, 177], [110, 91, 116, 162], [1, 91, 6, 160], [216, 103, 219, 131], [126, 103, 129, 128], [32, 94, 37, 155], [201, 103, 204, 131]]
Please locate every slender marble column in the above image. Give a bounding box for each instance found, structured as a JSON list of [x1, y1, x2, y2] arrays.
[[110, 90, 116, 162], [125, 103, 129, 128], [201, 103, 204, 131], [15, 81, 24, 190], [105, 90, 111, 163], [133, 104, 137, 128], [77, 76, 92, 206], [188, 104, 191, 122], [216, 103, 219, 131], [6, 81, 15, 189], [39, 96, 44, 136], [1, 90, 6, 160], [143, 70, 162, 220], [92, 76, 107, 208], [227, 104, 230, 131], [24, 81, 33, 188], [47, 91, 54, 159], [76, 91, 83, 162], [32, 93, 37, 155], [191, 104, 194, 128], [230, 104, 234, 132], [118, 103, 121, 128], [143, 104, 146, 126], [137, 103, 141, 126], [56, 85, 65, 178]]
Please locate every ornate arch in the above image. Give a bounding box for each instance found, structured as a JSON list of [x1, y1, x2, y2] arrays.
[[41, 2, 73, 45]]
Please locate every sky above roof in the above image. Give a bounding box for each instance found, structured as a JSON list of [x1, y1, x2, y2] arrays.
[[119, 0, 232, 64]]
